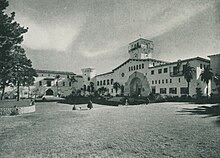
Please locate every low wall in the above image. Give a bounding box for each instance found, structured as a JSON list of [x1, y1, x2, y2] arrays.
[[0, 105, 35, 116]]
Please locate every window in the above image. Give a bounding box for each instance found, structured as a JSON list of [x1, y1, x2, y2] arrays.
[[142, 63, 144, 69], [164, 68, 168, 73], [97, 81, 99, 86], [152, 87, 156, 94], [155, 80, 157, 84], [166, 79, 168, 83], [179, 78, 181, 83], [103, 80, 106, 85], [183, 64, 187, 72], [160, 88, 166, 94], [169, 88, 177, 94], [48, 74, 50, 77], [173, 66, 178, 75], [200, 64, 203, 69], [69, 82, 71, 87], [153, 63, 155, 66], [158, 69, 162, 74], [107, 79, 109, 85], [42, 74, 44, 76], [134, 66, 136, 70], [131, 66, 133, 71], [111, 79, 114, 85], [151, 70, 154, 75], [100, 81, 102, 86], [111, 89, 113, 93], [162, 80, 164, 84], [47, 81, 51, 87], [63, 82, 65, 86], [180, 87, 188, 94], [129, 67, 130, 71], [121, 73, 125, 77], [170, 79, 172, 83], [88, 77, 90, 81], [39, 81, 42, 86], [139, 64, 141, 69], [152, 80, 154, 84], [158, 80, 160, 84]]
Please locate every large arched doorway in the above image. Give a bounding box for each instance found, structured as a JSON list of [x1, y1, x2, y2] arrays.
[[130, 77, 142, 96], [46, 89, 53, 95], [124, 71, 151, 97]]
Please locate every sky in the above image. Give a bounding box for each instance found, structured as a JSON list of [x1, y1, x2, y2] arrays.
[[7, 0, 220, 75]]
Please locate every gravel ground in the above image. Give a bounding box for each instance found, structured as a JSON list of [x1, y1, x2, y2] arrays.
[[0, 102, 220, 158]]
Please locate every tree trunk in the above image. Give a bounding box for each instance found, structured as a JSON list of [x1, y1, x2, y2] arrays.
[[17, 81, 20, 101], [187, 82, 190, 96], [28, 86, 30, 98], [206, 82, 209, 98], [1, 83, 6, 100]]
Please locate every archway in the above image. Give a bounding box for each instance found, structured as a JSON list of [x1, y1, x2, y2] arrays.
[[130, 77, 142, 96], [124, 71, 151, 97], [46, 89, 53, 95]]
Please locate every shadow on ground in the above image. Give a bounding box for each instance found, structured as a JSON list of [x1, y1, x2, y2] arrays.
[[178, 104, 220, 126]]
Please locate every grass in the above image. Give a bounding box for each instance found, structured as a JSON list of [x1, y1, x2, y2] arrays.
[[0, 102, 220, 157]]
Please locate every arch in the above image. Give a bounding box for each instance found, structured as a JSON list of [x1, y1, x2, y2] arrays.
[[130, 77, 142, 96], [46, 89, 53, 95], [125, 71, 151, 96]]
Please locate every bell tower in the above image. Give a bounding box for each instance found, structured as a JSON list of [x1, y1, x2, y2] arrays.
[[128, 38, 153, 59]]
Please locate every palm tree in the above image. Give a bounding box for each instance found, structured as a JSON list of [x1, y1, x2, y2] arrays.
[[113, 82, 120, 95], [69, 75, 77, 89], [183, 62, 195, 96], [55, 75, 60, 97], [89, 82, 95, 94], [200, 66, 213, 97]]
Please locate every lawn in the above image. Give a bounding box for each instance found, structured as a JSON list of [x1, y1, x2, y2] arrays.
[[0, 102, 220, 157]]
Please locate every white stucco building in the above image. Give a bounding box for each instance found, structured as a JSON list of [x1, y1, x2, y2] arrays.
[[91, 38, 210, 97], [208, 53, 220, 96], [3, 38, 213, 99]]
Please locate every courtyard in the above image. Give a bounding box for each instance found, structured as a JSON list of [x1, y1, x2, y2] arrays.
[[0, 102, 220, 158]]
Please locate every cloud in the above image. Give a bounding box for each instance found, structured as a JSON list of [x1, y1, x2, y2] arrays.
[[16, 14, 84, 52]]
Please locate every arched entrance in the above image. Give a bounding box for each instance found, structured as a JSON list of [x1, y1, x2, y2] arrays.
[[124, 71, 151, 97], [46, 89, 53, 95], [130, 77, 142, 96]]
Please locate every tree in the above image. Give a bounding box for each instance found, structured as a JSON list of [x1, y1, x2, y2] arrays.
[[68, 75, 77, 92], [200, 66, 213, 97], [113, 82, 120, 95], [90, 82, 95, 93], [0, 0, 33, 101], [121, 85, 124, 95], [183, 62, 195, 96], [55, 75, 60, 97]]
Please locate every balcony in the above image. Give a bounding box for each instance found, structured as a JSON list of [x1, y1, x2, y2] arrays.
[[170, 71, 184, 77]]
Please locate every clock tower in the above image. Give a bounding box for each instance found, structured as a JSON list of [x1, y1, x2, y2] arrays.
[[128, 38, 153, 59]]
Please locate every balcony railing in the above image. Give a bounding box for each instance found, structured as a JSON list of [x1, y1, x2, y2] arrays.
[[170, 71, 184, 77]]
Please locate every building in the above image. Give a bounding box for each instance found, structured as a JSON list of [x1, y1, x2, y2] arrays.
[[3, 38, 212, 99], [14, 69, 84, 99], [93, 38, 210, 97], [208, 53, 220, 96]]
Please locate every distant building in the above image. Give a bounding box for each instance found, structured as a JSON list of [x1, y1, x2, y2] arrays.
[[93, 38, 210, 97], [208, 53, 220, 96], [17, 70, 83, 99], [3, 38, 213, 99]]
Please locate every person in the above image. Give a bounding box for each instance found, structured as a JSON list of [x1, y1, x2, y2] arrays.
[[72, 105, 76, 110], [87, 100, 93, 109]]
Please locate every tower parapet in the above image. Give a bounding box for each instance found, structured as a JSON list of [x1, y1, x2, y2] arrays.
[[128, 38, 153, 59]]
